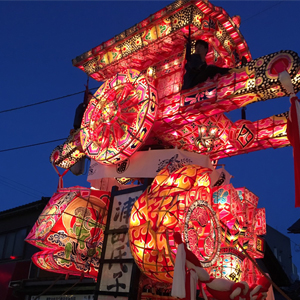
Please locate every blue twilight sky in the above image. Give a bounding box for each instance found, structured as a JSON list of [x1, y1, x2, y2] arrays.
[[1, 0, 300, 275]]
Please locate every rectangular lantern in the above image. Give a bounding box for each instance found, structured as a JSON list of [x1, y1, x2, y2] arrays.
[[254, 208, 266, 236], [236, 187, 259, 229], [212, 184, 242, 228]]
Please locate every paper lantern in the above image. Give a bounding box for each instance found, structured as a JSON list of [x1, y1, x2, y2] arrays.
[[69, 0, 300, 168], [128, 165, 268, 286], [228, 120, 256, 150], [129, 164, 221, 283], [236, 187, 259, 229], [254, 208, 266, 236], [80, 69, 157, 165], [212, 184, 241, 228], [26, 186, 110, 278], [183, 200, 221, 268], [195, 124, 219, 152], [206, 182, 267, 286], [210, 248, 245, 282], [50, 130, 86, 169]]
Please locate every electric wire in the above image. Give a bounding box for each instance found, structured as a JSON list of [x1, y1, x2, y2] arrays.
[[0, 3, 288, 115], [0, 87, 99, 114], [0, 179, 42, 198], [0, 1, 291, 155], [0, 138, 67, 153], [0, 180, 42, 199], [243, 1, 285, 23], [0, 174, 45, 197]]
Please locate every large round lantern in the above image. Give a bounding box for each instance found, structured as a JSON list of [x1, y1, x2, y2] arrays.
[[80, 69, 158, 165], [128, 164, 221, 283], [183, 200, 221, 268]]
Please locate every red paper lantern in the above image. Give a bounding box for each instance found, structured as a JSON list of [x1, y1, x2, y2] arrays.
[[228, 120, 256, 150], [80, 69, 158, 165], [128, 164, 220, 283], [210, 248, 245, 282], [26, 186, 110, 278], [128, 164, 267, 286]]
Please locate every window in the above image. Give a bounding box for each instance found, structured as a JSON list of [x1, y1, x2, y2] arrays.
[[292, 263, 297, 274], [278, 254, 282, 263], [0, 228, 27, 260]]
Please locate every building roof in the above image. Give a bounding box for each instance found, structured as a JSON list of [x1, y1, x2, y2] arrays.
[[0, 197, 49, 219], [288, 218, 300, 234], [257, 241, 291, 287]]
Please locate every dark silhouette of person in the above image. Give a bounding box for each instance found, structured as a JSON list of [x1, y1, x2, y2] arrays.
[[73, 92, 93, 130], [69, 90, 93, 176], [182, 39, 230, 90]]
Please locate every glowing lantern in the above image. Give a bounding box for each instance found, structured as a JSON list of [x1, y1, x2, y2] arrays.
[[228, 120, 256, 150], [201, 16, 218, 32], [25, 186, 110, 278], [128, 164, 222, 283], [66, 0, 300, 172], [210, 248, 245, 282], [50, 130, 85, 169], [212, 184, 241, 228], [183, 199, 221, 268], [80, 69, 158, 165], [128, 163, 267, 287], [236, 187, 259, 226], [195, 124, 219, 152], [254, 208, 266, 236]]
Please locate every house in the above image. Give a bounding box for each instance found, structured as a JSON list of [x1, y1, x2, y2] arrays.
[[0, 197, 96, 300]]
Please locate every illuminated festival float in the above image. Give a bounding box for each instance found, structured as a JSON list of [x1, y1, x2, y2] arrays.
[[27, 0, 300, 299]]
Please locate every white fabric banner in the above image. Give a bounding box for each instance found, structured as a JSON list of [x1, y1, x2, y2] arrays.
[[171, 243, 186, 299], [213, 166, 232, 187], [88, 148, 219, 184]]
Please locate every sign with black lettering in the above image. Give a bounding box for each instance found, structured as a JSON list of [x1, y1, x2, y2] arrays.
[[105, 231, 132, 260], [109, 191, 143, 230], [100, 262, 133, 293]]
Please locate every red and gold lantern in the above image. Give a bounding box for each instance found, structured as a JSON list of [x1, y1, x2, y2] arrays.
[[129, 164, 220, 283], [26, 186, 110, 278], [80, 69, 158, 165]]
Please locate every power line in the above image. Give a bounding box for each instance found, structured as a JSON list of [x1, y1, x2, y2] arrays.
[[0, 174, 45, 196], [0, 3, 287, 115], [0, 138, 67, 153], [0, 87, 98, 114], [243, 1, 285, 23], [0, 2, 287, 116], [0, 179, 42, 199]]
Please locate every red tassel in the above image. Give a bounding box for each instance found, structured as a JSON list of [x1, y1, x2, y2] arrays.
[[287, 96, 300, 207]]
